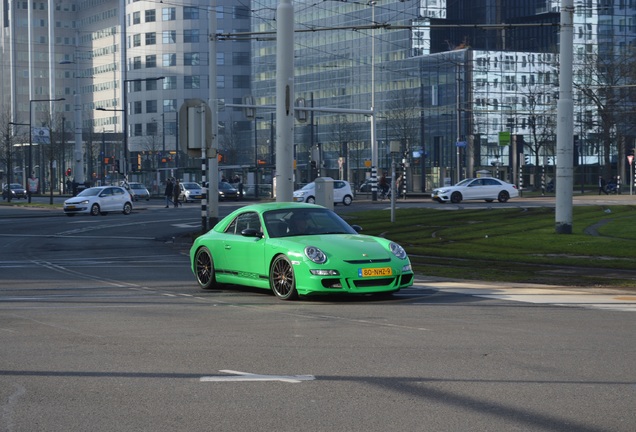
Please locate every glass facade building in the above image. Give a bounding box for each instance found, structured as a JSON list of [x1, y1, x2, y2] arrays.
[[250, 0, 636, 192]]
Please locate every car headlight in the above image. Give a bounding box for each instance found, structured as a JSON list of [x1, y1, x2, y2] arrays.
[[389, 242, 407, 260], [305, 246, 327, 264]]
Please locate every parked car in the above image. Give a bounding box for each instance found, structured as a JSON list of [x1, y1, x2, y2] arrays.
[[2, 183, 27, 200], [122, 182, 150, 201], [179, 182, 204, 202], [63, 186, 133, 216], [358, 178, 374, 192], [293, 180, 354, 206], [190, 202, 413, 300], [431, 177, 519, 204], [218, 181, 240, 201]]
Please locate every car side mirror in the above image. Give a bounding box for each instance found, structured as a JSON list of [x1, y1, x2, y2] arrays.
[[351, 224, 362, 233], [241, 228, 263, 238]]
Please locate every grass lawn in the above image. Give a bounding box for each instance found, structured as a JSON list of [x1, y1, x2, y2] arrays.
[[341, 205, 636, 288]]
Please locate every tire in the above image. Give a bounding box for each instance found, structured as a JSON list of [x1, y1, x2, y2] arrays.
[[270, 255, 298, 300], [342, 195, 353, 206], [450, 192, 462, 204], [497, 191, 510, 203], [122, 202, 132, 215], [195, 247, 218, 290], [90, 203, 100, 216], [306, 196, 316, 204]]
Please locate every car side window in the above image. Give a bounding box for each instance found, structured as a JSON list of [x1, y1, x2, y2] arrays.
[[225, 212, 261, 235], [483, 178, 499, 186], [101, 188, 113, 197]]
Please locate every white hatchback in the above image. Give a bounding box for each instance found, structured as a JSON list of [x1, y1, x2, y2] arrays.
[[64, 186, 134, 216], [293, 180, 354, 206]]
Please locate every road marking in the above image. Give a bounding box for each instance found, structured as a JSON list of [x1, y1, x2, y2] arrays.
[[200, 370, 315, 383]]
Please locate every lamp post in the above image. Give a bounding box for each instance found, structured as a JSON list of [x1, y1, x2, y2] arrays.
[[28, 98, 65, 202], [254, 116, 264, 199], [7, 122, 29, 203]]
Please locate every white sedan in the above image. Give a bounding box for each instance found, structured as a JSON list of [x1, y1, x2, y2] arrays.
[[63, 186, 134, 216], [432, 177, 519, 204]]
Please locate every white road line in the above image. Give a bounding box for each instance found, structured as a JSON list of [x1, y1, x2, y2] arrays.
[[200, 370, 315, 383]]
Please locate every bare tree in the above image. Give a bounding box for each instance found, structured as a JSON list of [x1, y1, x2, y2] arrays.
[[218, 117, 244, 166], [573, 48, 636, 177], [385, 89, 420, 156]]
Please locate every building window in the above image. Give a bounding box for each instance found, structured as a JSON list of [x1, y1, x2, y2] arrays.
[[146, 79, 159, 91], [163, 53, 176, 67], [184, 29, 199, 43], [132, 81, 142, 92], [163, 99, 177, 112], [163, 76, 177, 90], [233, 75, 250, 89], [146, 100, 158, 113], [217, 52, 225, 65], [163, 31, 176, 44], [232, 52, 250, 66], [147, 122, 158, 136], [184, 6, 199, 19], [184, 76, 200, 89], [133, 124, 142, 136], [184, 52, 200, 66], [146, 54, 157, 68], [217, 75, 225, 89], [133, 56, 141, 69], [145, 10, 156, 22], [132, 11, 140, 24], [145, 32, 156, 45], [134, 101, 142, 114], [162, 7, 176, 21], [133, 34, 141, 47], [233, 6, 249, 19], [165, 121, 177, 136]]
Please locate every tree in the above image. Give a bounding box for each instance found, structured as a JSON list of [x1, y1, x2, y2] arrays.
[[573, 48, 636, 178]]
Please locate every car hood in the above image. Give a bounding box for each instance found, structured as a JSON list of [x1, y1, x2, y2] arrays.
[[278, 234, 392, 260], [64, 196, 92, 204]]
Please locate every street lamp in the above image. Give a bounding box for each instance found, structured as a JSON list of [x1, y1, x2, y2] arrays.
[[7, 122, 29, 203], [28, 98, 65, 202]]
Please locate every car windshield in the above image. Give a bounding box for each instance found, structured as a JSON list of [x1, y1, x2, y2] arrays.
[[219, 182, 235, 190], [129, 183, 144, 189], [77, 188, 101, 197], [263, 208, 357, 238], [455, 178, 474, 187], [183, 183, 200, 190], [299, 183, 315, 191], [10, 184, 23, 189]]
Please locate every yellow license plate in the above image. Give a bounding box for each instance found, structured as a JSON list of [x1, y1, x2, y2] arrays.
[[66, 206, 76, 210], [359, 267, 393, 277]]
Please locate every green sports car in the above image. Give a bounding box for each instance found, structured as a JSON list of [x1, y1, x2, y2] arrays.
[[190, 202, 414, 300]]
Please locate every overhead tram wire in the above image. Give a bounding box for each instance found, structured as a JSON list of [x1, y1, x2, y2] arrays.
[[216, 22, 561, 42]]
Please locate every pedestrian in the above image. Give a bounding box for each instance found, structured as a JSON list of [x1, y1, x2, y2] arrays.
[[164, 178, 174, 207], [173, 179, 181, 208], [598, 176, 607, 195]]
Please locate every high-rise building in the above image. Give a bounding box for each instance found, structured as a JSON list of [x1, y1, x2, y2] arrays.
[[0, 0, 251, 189]]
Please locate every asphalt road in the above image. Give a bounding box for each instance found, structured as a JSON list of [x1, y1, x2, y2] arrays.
[[0, 200, 635, 432]]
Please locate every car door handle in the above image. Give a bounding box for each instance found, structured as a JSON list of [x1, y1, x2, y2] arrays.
[[224, 245, 231, 250]]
